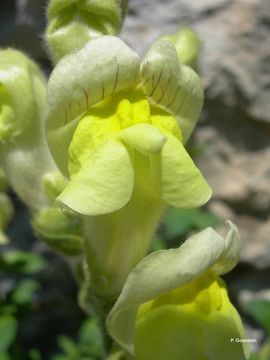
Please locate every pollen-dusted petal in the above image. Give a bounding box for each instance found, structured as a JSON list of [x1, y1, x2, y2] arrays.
[[120, 124, 167, 156], [45, 36, 140, 176], [150, 135, 212, 208], [140, 39, 203, 143], [57, 140, 134, 216]]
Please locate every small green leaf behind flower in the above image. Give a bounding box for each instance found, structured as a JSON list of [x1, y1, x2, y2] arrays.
[[52, 318, 104, 360], [0, 251, 46, 274], [244, 300, 270, 336], [0, 315, 17, 356], [243, 300, 270, 360], [10, 279, 40, 306], [163, 208, 219, 240]]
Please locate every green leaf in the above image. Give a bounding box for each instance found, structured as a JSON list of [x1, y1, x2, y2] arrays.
[[163, 208, 199, 238], [163, 208, 219, 239], [28, 349, 42, 360], [244, 300, 270, 335], [259, 338, 270, 360], [54, 320, 104, 360], [58, 335, 78, 356], [248, 354, 259, 360], [51, 355, 67, 360], [79, 318, 103, 357], [151, 237, 167, 252], [0, 315, 17, 353], [193, 211, 219, 229], [11, 279, 40, 305], [0, 306, 17, 316], [0, 251, 46, 274], [0, 353, 11, 360]]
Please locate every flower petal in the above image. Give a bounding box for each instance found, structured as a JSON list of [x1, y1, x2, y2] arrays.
[[107, 227, 225, 355], [119, 123, 167, 156], [57, 141, 134, 215], [213, 221, 241, 275], [0, 49, 46, 141], [150, 135, 212, 208], [140, 39, 203, 143], [45, 36, 140, 176]]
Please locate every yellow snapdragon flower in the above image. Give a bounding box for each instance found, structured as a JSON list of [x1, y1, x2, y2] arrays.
[[45, 35, 212, 297], [108, 222, 249, 360]]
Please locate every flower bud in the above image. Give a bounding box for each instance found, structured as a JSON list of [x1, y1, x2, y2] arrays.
[[45, 0, 128, 63], [33, 207, 84, 256], [0, 49, 45, 142], [0, 49, 58, 212], [42, 171, 67, 203], [162, 27, 200, 70]]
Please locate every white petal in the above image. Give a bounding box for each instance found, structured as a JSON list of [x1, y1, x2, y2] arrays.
[[140, 40, 203, 143], [213, 221, 241, 275]]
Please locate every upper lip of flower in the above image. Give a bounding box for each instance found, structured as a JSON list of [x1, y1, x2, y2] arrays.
[[45, 35, 203, 176]]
